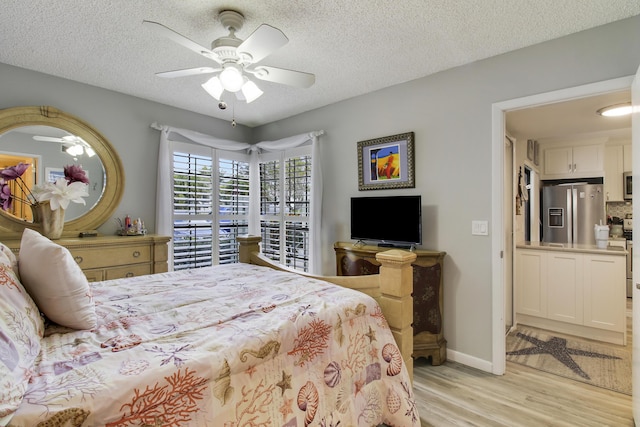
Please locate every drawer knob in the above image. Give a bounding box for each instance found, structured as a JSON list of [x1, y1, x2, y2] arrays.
[[133, 251, 141, 258], [74, 256, 83, 264], [125, 272, 135, 278]]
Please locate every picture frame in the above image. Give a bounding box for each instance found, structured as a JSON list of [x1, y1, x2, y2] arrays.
[[527, 139, 535, 161], [45, 167, 64, 183], [357, 131, 415, 191], [533, 140, 540, 166]]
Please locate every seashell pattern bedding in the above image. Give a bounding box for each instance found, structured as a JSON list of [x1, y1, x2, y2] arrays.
[[7, 263, 419, 426]]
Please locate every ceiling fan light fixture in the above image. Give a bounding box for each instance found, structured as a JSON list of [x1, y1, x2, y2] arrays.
[[202, 76, 224, 100], [219, 63, 244, 92], [597, 103, 632, 117], [65, 145, 84, 156], [241, 79, 263, 103]]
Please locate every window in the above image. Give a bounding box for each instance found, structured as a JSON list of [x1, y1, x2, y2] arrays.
[[171, 141, 249, 270], [260, 146, 312, 271]]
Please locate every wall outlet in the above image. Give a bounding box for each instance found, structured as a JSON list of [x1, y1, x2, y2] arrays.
[[472, 220, 489, 236]]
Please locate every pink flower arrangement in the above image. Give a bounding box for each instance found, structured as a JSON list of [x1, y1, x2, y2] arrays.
[[0, 163, 89, 212]]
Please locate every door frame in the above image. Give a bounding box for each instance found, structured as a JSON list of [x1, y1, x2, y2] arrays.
[[490, 75, 634, 375]]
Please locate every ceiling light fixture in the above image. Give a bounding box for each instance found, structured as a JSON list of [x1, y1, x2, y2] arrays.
[[202, 76, 224, 100], [146, 10, 315, 107], [202, 74, 264, 104], [597, 103, 633, 117], [219, 63, 244, 92], [65, 144, 84, 156], [241, 79, 263, 103]]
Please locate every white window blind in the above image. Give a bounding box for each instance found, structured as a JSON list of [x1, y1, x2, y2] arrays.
[[259, 146, 312, 271], [171, 141, 249, 270]]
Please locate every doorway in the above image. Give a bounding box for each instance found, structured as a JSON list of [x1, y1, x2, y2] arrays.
[[490, 76, 634, 376]]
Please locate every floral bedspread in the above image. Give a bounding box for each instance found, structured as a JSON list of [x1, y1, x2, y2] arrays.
[[9, 263, 419, 426]]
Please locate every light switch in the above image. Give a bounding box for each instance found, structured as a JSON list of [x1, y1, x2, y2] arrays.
[[472, 220, 489, 236]]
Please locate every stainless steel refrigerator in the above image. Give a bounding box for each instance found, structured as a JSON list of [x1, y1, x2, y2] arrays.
[[542, 183, 605, 245]]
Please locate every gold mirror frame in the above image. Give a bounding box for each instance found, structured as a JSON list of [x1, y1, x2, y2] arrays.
[[0, 106, 124, 234]]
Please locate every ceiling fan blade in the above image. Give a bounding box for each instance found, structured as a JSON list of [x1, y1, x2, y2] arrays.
[[156, 67, 220, 78], [33, 136, 64, 143], [142, 20, 221, 63], [251, 66, 315, 88], [237, 24, 288, 64]]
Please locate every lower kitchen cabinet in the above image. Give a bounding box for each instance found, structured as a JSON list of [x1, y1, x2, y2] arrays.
[[546, 252, 583, 325], [515, 245, 626, 345], [583, 254, 626, 332], [515, 249, 547, 318]]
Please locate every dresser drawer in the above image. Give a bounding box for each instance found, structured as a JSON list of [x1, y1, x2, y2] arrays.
[[72, 245, 151, 269], [105, 263, 152, 280], [83, 269, 105, 283]]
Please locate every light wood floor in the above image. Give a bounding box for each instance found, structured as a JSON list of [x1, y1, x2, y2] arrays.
[[414, 360, 632, 426], [414, 300, 634, 426]]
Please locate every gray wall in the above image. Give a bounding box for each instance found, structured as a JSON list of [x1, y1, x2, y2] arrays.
[[252, 15, 640, 362], [0, 15, 638, 365]]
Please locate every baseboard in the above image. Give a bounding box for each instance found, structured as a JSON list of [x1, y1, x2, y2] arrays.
[[446, 348, 494, 374]]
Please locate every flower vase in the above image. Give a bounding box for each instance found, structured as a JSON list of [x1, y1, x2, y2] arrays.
[[34, 201, 65, 239]]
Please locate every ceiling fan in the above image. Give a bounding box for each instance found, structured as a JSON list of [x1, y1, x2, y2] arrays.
[[32, 135, 95, 157], [143, 10, 315, 103]]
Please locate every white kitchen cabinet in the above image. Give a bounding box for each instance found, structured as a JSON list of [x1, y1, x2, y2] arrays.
[[515, 249, 547, 318], [583, 254, 626, 332], [542, 144, 604, 179], [546, 252, 583, 325], [623, 144, 632, 172], [604, 145, 624, 201], [515, 245, 626, 344]]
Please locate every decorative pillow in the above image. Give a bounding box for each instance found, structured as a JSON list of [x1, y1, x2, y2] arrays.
[[18, 228, 97, 330], [0, 246, 43, 425]]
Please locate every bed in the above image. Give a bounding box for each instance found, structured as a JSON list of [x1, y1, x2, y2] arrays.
[[1, 231, 419, 426]]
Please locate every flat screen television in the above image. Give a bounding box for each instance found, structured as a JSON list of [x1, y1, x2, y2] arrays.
[[350, 195, 422, 248]]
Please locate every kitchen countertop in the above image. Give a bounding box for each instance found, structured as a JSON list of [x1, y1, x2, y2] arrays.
[[516, 241, 627, 256]]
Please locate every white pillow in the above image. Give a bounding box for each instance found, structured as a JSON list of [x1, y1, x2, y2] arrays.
[[18, 228, 97, 330]]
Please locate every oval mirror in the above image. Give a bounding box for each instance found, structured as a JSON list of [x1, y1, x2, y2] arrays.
[[0, 106, 124, 235]]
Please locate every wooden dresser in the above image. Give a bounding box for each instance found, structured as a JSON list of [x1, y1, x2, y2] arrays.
[[334, 242, 447, 365], [4, 234, 170, 282]]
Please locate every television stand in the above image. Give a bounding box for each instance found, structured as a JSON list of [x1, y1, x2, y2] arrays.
[[378, 242, 411, 249], [334, 242, 447, 365]]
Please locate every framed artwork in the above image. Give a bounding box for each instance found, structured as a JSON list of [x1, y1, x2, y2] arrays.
[[45, 167, 64, 183], [527, 139, 535, 161], [357, 132, 415, 190], [533, 140, 540, 166]]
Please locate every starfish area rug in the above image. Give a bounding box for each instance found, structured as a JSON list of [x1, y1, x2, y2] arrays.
[[506, 326, 631, 395]]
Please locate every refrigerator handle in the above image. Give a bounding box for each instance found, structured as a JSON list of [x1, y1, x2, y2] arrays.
[[571, 188, 578, 244]]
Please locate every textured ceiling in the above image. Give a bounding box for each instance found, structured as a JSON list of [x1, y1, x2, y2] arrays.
[[2, 1, 639, 127]]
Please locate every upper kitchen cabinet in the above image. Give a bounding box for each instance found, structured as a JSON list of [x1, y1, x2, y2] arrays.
[[542, 143, 604, 180], [623, 144, 632, 172], [605, 145, 624, 201], [604, 143, 631, 202]]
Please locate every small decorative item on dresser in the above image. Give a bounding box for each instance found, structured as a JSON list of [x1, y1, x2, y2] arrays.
[[116, 215, 147, 236], [0, 163, 89, 239]]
